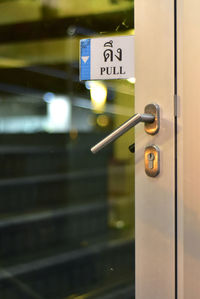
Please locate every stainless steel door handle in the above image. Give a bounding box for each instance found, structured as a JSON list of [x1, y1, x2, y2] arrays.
[[91, 103, 160, 154]]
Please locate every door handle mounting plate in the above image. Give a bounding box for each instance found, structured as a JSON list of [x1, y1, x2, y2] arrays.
[[144, 103, 160, 135]]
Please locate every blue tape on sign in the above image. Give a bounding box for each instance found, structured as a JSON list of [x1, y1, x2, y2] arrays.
[[80, 39, 91, 81]]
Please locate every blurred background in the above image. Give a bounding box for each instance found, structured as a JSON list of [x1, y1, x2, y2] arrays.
[[0, 0, 135, 298]]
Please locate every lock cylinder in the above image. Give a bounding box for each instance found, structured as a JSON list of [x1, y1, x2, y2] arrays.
[[144, 145, 160, 177]]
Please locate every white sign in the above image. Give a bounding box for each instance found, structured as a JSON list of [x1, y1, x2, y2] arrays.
[[80, 35, 135, 81]]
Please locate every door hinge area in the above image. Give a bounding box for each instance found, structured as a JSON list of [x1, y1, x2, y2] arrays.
[[174, 94, 180, 117]]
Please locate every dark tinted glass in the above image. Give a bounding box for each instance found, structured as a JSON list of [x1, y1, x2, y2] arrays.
[[0, 1, 135, 298]]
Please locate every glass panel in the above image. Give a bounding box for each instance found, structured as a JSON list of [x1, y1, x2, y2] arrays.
[[0, 1, 134, 298]]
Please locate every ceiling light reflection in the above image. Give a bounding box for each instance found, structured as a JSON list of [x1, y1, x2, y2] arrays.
[[127, 77, 136, 84], [90, 81, 107, 113]]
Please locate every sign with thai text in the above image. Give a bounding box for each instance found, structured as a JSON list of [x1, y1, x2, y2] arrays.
[[80, 35, 135, 80]]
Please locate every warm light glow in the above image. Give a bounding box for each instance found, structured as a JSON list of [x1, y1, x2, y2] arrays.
[[90, 81, 107, 113], [96, 114, 110, 127], [69, 129, 78, 140], [127, 77, 136, 84]]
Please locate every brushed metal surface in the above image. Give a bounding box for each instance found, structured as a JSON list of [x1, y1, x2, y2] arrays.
[[91, 112, 154, 154], [144, 103, 160, 135], [135, 0, 175, 298], [177, 0, 200, 297], [144, 145, 160, 177]]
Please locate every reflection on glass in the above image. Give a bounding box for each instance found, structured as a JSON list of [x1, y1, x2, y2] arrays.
[[0, 0, 134, 298]]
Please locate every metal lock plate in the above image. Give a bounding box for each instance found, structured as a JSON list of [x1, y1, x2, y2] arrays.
[[144, 103, 160, 135], [144, 145, 160, 177]]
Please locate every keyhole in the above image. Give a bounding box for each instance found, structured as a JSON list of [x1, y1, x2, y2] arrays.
[[147, 152, 155, 169], [149, 153, 153, 160], [145, 145, 160, 177]]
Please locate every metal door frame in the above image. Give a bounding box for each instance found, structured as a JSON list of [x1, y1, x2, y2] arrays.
[[177, 0, 200, 298], [135, 1, 176, 298]]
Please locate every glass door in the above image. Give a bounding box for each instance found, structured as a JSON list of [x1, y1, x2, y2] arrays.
[[0, 1, 135, 298]]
